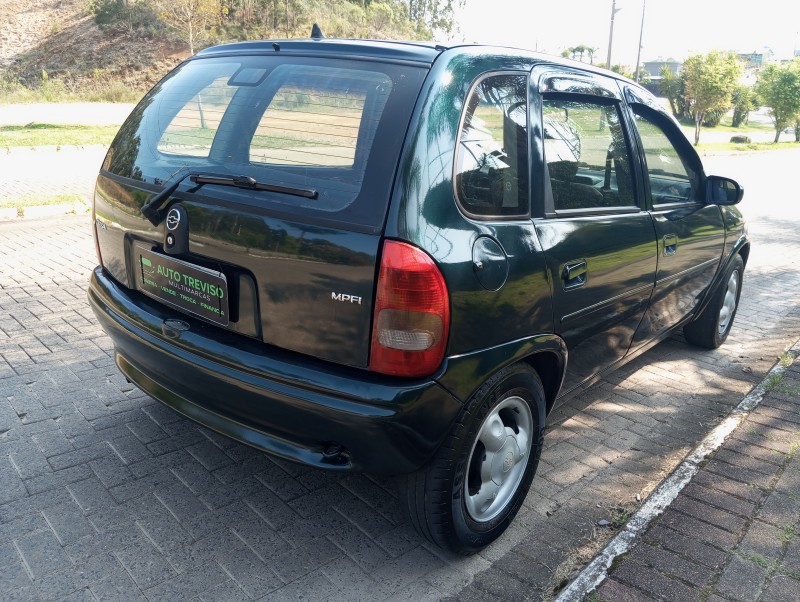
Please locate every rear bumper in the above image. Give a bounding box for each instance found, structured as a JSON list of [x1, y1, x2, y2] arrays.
[[88, 267, 463, 473]]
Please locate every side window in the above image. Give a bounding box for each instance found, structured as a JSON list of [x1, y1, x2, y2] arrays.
[[455, 74, 529, 218], [543, 98, 635, 211], [632, 108, 698, 205]]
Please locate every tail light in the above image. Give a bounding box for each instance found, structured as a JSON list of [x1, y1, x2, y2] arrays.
[[370, 240, 450, 377]]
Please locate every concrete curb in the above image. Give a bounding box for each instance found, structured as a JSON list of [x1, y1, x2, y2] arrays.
[[0, 200, 90, 221], [555, 339, 800, 602]]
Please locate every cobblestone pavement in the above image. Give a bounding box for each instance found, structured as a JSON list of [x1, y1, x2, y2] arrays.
[[1, 149, 800, 601], [593, 351, 800, 602]]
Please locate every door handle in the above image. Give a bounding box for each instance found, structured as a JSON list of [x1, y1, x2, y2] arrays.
[[562, 260, 587, 290], [663, 234, 678, 256]]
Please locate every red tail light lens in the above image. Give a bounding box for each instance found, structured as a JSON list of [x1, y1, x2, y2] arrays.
[[370, 240, 450, 377]]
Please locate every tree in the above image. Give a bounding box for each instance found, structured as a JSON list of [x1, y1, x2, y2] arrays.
[[754, 60, 800, 143], [730, 85, 756, 128], [659, 66, 681, 118], [156, 0, 218, 55], [407, 0, 462, 36], [610, 64, 634, 79], [682, 51, 742, 145], [561, 45, 595, 63]]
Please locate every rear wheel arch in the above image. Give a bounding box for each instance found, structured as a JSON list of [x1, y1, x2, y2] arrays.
[[738, 244, 750, 266], [402, 362, 546, 554], [684, 253, 744, 349], [521, 350, 564, 415]]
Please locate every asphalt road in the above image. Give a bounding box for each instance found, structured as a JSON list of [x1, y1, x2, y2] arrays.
[[0, 149, 799, 601]]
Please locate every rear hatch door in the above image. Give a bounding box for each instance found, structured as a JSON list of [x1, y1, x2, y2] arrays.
[[95, 50, 430, 368]]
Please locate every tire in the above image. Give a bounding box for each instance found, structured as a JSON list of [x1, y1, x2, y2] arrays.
[[684, 254, 744, 349], [402, 363, 546, 555]]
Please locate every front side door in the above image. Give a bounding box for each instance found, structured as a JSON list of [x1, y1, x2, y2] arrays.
[[624, 100, 726, 345], [532, 72, 657, 393]]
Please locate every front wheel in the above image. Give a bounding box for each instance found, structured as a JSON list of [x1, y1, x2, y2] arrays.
[[402, 364, 546, 555], [684, 254, 744, 349]]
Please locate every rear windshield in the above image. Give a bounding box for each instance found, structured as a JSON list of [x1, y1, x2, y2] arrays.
[[104, 55, 427, 229]]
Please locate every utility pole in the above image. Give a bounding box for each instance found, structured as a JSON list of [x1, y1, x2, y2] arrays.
[[606, 0, 622, 70], [634, 0, 646, 82]]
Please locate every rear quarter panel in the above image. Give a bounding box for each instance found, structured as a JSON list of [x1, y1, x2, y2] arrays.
[[385, 50, 554, 358]]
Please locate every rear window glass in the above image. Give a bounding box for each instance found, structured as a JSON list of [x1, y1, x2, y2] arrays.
[[157, 76, 234, 158], [250, 71, 381, 167], [104, 56, 425, 229]]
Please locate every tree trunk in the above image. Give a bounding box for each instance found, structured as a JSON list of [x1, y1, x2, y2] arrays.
[[197, 97, 207, 129], [188, 21, 195, 55], [795, 120, 800, 143], [694, 113, 702, 145], [774, 128, 781, 143]]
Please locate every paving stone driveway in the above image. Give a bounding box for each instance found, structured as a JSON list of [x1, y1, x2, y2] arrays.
[[1, 150, 800, 601]]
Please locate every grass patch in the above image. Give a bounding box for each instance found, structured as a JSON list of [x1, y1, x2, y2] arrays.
[[678, 117, 775, 133], [607, 506, 633, 529], [709, 121, 774, 134], [0, 193, 89, 219], [0, 73, 144, 104], [780, 525, 799, 544], [695, 141, 800, 153], [740, 551, 776, 569], [0, 124, 119, 147], [765, 372, 785, 393], [0, 193, 88, 210]]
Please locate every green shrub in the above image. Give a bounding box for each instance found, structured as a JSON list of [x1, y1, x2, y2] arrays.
[[88, 0, 158, 30], [702, 108, 725, 127]]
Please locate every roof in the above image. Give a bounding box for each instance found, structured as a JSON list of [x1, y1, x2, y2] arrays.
[[194, 38, 446, 66], [193, 37, 643, 88]]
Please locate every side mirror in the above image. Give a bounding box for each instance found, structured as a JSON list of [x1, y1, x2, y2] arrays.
[[706, 175, 744, 205]]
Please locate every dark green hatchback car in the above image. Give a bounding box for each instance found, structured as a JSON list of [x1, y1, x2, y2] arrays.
[[88, 35, 748, 554]]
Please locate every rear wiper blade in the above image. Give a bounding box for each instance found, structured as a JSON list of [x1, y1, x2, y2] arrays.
[[191, 175, 317, 200], [140, 172, 317, 227]]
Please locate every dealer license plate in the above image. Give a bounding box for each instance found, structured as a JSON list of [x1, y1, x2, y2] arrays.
[[136, 247, 229, 327]]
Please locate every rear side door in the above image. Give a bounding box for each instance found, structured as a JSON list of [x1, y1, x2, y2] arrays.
[[622, 92, 726, 345], [531, 70, 657, 393]]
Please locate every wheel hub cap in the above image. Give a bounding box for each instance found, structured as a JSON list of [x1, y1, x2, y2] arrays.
[[718, 270, 739, 336], [464, 396, 533, 523]]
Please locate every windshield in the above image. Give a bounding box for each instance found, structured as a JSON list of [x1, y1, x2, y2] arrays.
[[104, 55, 427, 229]]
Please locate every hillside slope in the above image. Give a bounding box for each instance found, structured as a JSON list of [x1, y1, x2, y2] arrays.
[[1, 0, 190, 92], [0, 0, 437, 96]]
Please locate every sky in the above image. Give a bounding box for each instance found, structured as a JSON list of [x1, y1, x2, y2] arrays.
[[453, 0, 800, 68]]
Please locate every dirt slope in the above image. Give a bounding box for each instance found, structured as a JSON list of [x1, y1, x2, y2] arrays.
[[0, 0, 186, 91]]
